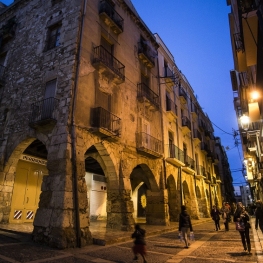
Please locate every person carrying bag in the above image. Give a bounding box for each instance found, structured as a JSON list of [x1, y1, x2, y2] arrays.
[[234, 202, 251, 254]]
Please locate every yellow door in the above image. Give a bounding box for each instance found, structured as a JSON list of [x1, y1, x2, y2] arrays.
[[10, 160, 44, 223]]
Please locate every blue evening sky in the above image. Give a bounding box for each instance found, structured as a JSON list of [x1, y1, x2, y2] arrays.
[[0, 0, 245, 192]]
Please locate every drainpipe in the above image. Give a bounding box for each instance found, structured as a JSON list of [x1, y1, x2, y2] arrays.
[[71, 0, 87, 248], [156, 51, 167, 189]]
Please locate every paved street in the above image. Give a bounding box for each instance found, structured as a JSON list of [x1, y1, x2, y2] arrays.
[[1, 219, 263, 263]]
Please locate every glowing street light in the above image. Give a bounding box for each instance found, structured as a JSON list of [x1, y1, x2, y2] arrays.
[[240, 114, 250, 131]]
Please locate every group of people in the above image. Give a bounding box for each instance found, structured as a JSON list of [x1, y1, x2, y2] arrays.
[[210, 200, 263, 255], [210, 202, 231, 231], [131, 200, 263, 261]]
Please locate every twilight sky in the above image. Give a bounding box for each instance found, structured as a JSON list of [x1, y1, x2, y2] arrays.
[[0, 0, 246, 191]]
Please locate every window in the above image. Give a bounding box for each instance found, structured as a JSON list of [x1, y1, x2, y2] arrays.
[[45, 79, 57, 99], [46, 24, 61, 51]]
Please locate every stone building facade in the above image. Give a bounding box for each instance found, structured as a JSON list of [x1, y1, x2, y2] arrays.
[[0, 0, 234, 248]]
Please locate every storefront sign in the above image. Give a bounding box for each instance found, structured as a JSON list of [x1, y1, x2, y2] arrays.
[[20, 154, 47, 165]]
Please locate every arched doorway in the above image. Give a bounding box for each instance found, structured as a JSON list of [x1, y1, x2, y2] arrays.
[[10, 139, 48, 224], [130, 164, 159, 223], [84, 146, 107, 222]]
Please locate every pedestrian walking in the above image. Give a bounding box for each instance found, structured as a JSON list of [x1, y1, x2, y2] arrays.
[[178, 205, 193, 249], [210, 205, 221, 231], [255, 200, 263, 233], [221, 202, 230, 231], [131, 224, 147, 263], [234, 202, 251, 254]]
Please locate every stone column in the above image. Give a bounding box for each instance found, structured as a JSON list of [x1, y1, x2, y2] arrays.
[[32, 142, 91, 248], [146, 189, 170, 225], [106, 189, 134, 230]]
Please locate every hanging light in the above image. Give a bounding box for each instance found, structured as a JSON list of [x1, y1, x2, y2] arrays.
[[240, 114, 250, 130]]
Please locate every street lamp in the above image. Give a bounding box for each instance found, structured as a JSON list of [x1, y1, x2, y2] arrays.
[[240, 114, 250, 131]]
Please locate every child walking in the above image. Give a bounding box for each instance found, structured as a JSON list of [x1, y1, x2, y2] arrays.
[[131, 224, 147, 263]]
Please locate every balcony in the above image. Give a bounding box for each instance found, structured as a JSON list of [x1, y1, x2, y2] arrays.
[[196, 165, 206, 179], [233, 32, 244, 52], [210, 176, 217, 186], [138, 41, 155, 68], [163, 67, 175, 88], [238, 0, 258, 14], [204, 130, 212, 140], [90, 107, 121, 138], [193, 129, 202, 145], [205, 171, 212, 183], [0, 64, 6, 86], [207, 150, 215, 163], [181, 116, 191, 134], [179, 86, 187, 104], [198, 119, 206, 131], [201, 142, 209, 153], [191, 102, 198, 120], [136, 132, 163, 158], [99, 0, 124, 35], [29, 97, 59, 129], [137, 83, 159, 110], [166, 144, 184, 167], [166, 98, 177, 120], [92, 45, 125, 84], [182, 155, 195, 175]]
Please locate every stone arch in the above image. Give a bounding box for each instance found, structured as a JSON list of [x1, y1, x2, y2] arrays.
[[130, 163, 167, 224], [0, 137, 48, 224], [84, 143, 119, 189], [167, 174, 177, 221]]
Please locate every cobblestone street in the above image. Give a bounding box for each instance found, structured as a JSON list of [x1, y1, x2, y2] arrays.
[[1, 219, 263, 262]]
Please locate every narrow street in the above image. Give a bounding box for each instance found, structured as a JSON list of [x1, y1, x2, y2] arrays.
[[1, 219, 263, 263]]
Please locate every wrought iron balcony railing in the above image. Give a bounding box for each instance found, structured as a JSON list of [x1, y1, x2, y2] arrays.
[[191, 102, 198, 115], [233, 32, 244, 52], [137, 83, 159, 109], [182, 116, 191, 131], [136, 132, 163, 155], [183, 155, 195, 170], [99, 0, 124, 34], [197, 165, 206, 176], [193, 129, 202, 142], [206, 171, 212, 182], [238, 0, 258, 14], [90, 107, 121, 136], [29, 97, 59, 128], [167, 144, 184, 162], [93, 45, 125, 81], [198, 119, 206, 131], [166, 97, 177, 116], [201, 142, 210, 153], [138, 41, 155, 67], [179, 86, 188, 103]]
